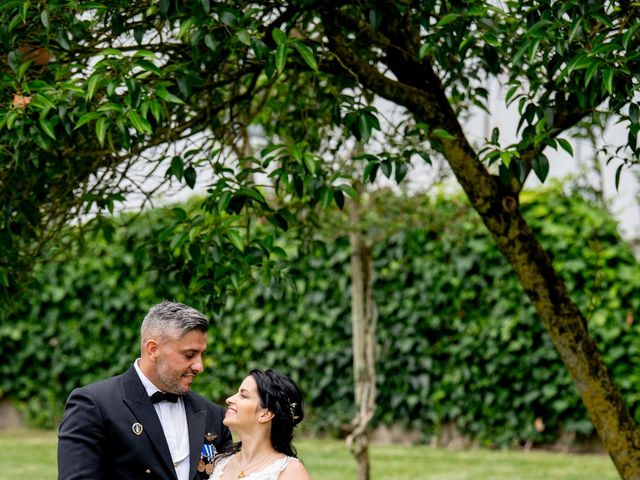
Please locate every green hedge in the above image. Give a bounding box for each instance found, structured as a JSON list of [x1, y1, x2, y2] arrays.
[[1, 186, 639, 447]]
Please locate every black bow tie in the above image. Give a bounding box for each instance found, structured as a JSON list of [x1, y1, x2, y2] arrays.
[[150, 391, 180, 403]]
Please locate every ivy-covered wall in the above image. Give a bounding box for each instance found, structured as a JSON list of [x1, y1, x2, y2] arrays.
[[1, 187, 639, 447]]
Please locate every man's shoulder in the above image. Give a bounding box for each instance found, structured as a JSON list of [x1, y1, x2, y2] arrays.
[[71, 370, 128, 399]]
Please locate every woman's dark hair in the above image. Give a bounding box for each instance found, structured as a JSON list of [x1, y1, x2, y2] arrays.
[[250, 369, 304, 457]]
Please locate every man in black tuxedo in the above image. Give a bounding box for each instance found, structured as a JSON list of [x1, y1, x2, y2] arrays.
[[58, 301, 233, 480]]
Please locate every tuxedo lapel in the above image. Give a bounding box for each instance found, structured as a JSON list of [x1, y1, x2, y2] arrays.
[[185, 393, 206, 480], [122, 367, 177, 480]]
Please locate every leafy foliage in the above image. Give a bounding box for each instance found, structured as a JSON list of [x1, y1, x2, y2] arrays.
[[3, 188, 639, 448], [5, 1, 637, 295]]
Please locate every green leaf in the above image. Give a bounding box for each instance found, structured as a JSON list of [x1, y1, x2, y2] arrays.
[[505, 86, 519, 105], [512, 42, 529, 67], [134, 26, 144, 45], [226, 229, 244, 252], [236, 30, 251, 46], [437, 13, 460, 27], [591, 13, 613, 28], [156, 84, 185, 104], [30, 93, 55, 113], [96, 117, 107, 146], [133, 50, 156, 58], [149, 99, 162, 123], [184, 165, 197, 188], [358, 114, 372, 142], [567, 54, 591, 75], [99, 48, 123, 57], [603, 68, 614, 95], [292, 41, 318, 71], [395, 161, 408, 183], [333, 189, 345, 209], [568, 18, 582, 42], [269, 246, 288, 259], [499, 151, 511, 167], [267, 212, 289, 231], [134, 59, 161, 76], [527, 20, 553, 37], [585, 60, 600, 86], [39, 117, 56, 140], [368, 8, 382, 29], [381, 159, 392, 178], [491, 127, 499, 144], [219, 10, 236, 27], [418, 43, 430, 60], [205, 34, 219, 51], [218, 191, 232, 212], [338, 184, 358, 198], [484, 33, 500, 47], [629, 103, 640, 124], [127, 110, 152, 134], [238, 187, 266, 204], [275, 44, 288, 73], [169, 156, 184, 180], [532, 153, 549, 183], [7, 51, 20, 72], [303, 153, 316, 174], [56, 29, 71, 50], [528, 39, 540, 64], [557, 138, 573, 156], [622, 23, 640, 50], [40, 9, 49, 29], [97, 103, 124, 114], [431, 128, 455, 140], [19, 0, 28, 21], [86, 75, 101, 101], [16, 60, 30, 81], [363, 162, 379, 183], [614, 164, 623, 191], [320, 187, 333, 208], [74, 112, 101, 129], [4, 110, 17, 129], [272, 28, 287, 46]]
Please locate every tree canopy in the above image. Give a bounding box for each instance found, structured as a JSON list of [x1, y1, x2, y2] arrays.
[[1, 1, 640, 477]]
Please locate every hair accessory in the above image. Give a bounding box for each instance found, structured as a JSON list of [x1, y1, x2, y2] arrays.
[[289, 401, 300, 421]]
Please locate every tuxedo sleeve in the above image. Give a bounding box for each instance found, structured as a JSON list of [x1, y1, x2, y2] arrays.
[[57, 387, 106, 480]]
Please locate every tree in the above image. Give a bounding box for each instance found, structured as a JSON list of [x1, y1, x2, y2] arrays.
[[2, 1, 640, 477]]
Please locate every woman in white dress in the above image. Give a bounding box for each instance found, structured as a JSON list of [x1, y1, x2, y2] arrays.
[[208, 369, 311, 480]]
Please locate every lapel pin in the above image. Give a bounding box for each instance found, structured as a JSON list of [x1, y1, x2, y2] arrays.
[[132, 422, 144, 436]]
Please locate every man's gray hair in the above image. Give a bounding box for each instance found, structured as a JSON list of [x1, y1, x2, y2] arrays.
[[140, 300, 209, 345]]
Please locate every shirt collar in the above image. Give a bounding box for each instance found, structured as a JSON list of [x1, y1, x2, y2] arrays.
[[133, 358, 162, 397]]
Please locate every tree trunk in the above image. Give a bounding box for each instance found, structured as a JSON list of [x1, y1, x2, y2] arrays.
[[347, 200, 377, 480]]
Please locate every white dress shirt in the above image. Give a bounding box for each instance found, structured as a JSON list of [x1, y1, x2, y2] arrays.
[[134, 360, 190, 480]]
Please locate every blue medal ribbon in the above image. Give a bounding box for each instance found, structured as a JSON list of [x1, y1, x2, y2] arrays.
[[201, 443, 215, 461]]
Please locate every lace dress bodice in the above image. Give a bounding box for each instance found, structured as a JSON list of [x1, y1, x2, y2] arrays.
[[208, 454, 297, 480]]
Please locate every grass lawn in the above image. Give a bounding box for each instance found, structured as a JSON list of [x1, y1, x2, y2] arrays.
[[0, 429, 619, 480]]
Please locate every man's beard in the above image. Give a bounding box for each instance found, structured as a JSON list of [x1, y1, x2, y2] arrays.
[[157, 357, 190, 394]]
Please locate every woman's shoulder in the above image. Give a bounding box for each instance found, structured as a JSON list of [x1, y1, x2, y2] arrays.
[[279, 457, 310, 480], [208, 454, 233, 479]]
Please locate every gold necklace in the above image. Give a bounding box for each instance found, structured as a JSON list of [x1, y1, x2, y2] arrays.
[[236, 452, 274, 478]]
